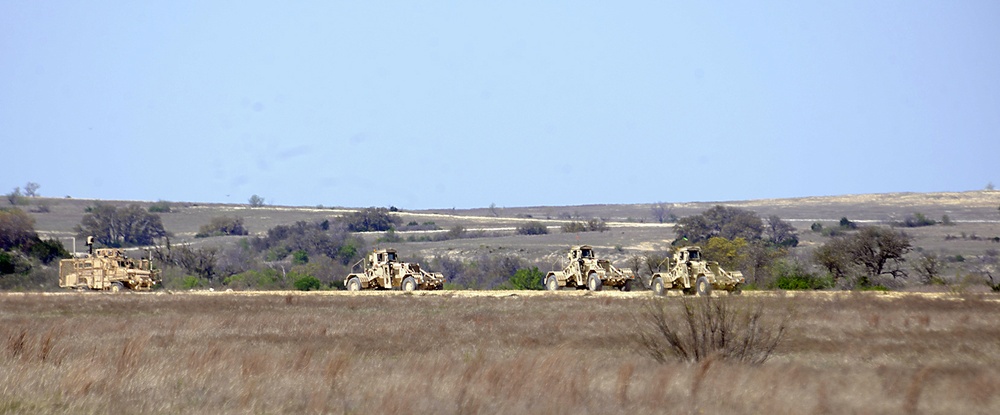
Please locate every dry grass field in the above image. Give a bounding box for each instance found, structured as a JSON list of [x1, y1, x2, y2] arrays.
[[2, 291, 999, 414]]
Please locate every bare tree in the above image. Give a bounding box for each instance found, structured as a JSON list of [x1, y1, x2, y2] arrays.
[[764, 215, 799, 247], [76, 204, 168, 246], [975, 249, 999, 291], [23, 182, 40, 197], [914, 252, 946, 285], [651, 202, 669, 224]]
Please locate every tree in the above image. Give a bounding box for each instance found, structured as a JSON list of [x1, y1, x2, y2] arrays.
[[651, 202, 670, 224], [248, 194, 265, 207], [0, 208, 37, 250], [341, 207, 400, 232], [23, 182, 40, 197], [6, 188, 27, 206], [196, 216, 249, 237], [76, 204, 168, 246], [914, 252, 946, 285], [674, 205, 764, 244], [508, 267, 544, 290], [764, 215, 799, 247], [644, 252, 670, 276], [148, 200, 172, 213], [703, 237, 748, 270], [516, 222, 549, 235], [155, 243, 219, 283], [812, 226, 911, 287]]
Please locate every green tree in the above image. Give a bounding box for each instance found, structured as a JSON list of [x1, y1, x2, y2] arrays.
[[291, 250, 309, 265], [248, 194, 265, 207], [703, 237, 748, 270], [293, 275, 322, 291], [508, 267, 544, 290], [674, 205, 764, 244], [813, 226, 911, 288]]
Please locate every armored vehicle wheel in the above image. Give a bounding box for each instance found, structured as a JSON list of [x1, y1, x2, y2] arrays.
[[696, 276, 712, 297], [401, 277, 417, 292], [545, 276, 559, 291], [730, 284, 743, 295], [651, 277, 665, 296], [587, 274, 603, 291], [346, 277, 361, 291], [110, 282, 125, 293], [621, 280, 633, 292]]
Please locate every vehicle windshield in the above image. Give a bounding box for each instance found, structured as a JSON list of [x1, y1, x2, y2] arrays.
[[386, 252, 397, 261], [581, 249, 592, 258], [689, 250, 700, 260]]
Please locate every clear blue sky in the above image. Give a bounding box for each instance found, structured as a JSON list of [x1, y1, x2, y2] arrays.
[[2, 1, 998, 209]]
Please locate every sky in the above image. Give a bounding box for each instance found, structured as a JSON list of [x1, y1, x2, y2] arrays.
[[2, 1, 998, 210]]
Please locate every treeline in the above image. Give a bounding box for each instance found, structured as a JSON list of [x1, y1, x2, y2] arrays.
[[4, 199, 1000, 293]]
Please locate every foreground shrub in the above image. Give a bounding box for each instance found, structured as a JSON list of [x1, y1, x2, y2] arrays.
[[634, 296, 789, 364]]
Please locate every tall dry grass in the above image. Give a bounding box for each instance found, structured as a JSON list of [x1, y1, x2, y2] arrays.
[[1, 291, 998, 414]]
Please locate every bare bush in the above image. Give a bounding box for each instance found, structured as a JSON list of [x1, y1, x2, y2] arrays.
[[634, 296, 788, 365]]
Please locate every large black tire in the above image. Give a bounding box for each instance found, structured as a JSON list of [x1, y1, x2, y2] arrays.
[[651, 277, 665, 296], [346, 277, 361, 291], [110, 282, 125, 293], [696, 276, 712, 297], [729, 284, 743, 295], [545, 276, 559, 291], [621, 279, 634, 292], [587, 273, 603, 291], [401, 277, 417, 292]]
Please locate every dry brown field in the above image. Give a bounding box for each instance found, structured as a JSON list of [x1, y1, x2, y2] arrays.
[[2, 290, 999, 414]]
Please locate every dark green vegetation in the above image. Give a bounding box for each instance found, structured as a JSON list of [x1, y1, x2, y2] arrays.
[[2, 191, 999, 293], [0, 208, 69, 289], [1, 292, 998, 414]]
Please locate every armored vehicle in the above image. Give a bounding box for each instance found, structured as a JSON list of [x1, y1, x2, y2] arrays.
[[344, 248, 444, 291], [545, 245, 636, 291], [650, 246, 744, 296], [59, 238, 160, 292]]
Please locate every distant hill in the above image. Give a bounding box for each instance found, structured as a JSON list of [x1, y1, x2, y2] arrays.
[[10, 191, 1000, 265]]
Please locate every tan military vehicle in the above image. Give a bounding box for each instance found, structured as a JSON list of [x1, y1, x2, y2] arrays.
[[344, 248, 444, 291], [650, 246, 744, 296], [545, 245, 637, 291], [59, 238, 160, 292]]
